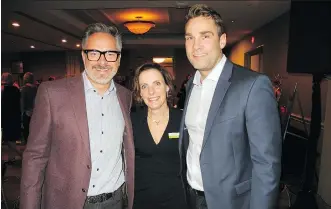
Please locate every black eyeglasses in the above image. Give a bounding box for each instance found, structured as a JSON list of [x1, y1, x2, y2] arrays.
[[83, 49, 121, 62]]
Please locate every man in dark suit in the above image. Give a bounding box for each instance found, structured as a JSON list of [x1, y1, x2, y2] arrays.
[[20, 23, 135, 209], [179, 4, 282, 209]]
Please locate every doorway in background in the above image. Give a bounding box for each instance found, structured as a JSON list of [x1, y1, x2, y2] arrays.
[[244, 46, 264, 72]]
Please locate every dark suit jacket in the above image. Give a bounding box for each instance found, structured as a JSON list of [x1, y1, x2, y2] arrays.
[[179, 60, 282, 209], [1, 85, 21, 140], [20, 75, 135, 209]]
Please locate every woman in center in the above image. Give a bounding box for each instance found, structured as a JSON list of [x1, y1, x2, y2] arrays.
[[131, 63, 187, 209]]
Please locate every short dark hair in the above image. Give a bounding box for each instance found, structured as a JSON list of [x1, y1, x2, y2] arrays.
[[186, 4, 226, 36], [82, 23, 122, 50], [48, 76, 55, 81], [132, 63, 174, 104]]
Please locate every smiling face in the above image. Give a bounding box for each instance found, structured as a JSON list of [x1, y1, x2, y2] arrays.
[[185, 16, 226, 78], [81, 32, 121, 86], [138, 69, 169, 110]]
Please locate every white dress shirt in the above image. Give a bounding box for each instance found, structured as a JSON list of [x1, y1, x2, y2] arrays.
[[185, 55, 227, 191], [83, 72, 125, 196]]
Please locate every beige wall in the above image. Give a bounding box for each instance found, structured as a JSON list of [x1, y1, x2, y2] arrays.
[[317, 79, 331, 206]]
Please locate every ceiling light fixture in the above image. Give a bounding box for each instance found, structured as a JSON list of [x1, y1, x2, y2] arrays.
[[76, 44, 80, 47], [62, 39, 67, 43], [153, 57, 166, 63], [12, 22, 20, 27], [30, 45, 35, 49], [124, 16, 155, 35]]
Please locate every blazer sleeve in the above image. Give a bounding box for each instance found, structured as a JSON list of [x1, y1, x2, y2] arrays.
[[245, 75, 282, 209], [20, 83, 52, 209], [128, 91, 133, 111]]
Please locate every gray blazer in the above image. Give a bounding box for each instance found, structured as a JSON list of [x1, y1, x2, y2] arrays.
[[179, 60, 282, 209]]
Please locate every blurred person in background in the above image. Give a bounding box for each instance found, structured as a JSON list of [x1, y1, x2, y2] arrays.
[[1, 72, 22, 158], [20, 72, 38, 143], [13, 80, 20, 89], [48, 76, 56, 81]]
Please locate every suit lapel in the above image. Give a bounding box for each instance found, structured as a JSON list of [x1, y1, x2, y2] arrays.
[[115, 83, 130, 133], [202, 60, 233, 149], [179, 78, 194, 155], [68, 75, 90, 160]]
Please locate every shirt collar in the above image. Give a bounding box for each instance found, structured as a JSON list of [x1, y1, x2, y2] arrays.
[[82, 70, 116, 93], [193, 55, 227, 85]]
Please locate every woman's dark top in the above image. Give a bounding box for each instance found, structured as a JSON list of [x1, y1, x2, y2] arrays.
[[131, 107, 187, 209], [21, 83, 38, 115]]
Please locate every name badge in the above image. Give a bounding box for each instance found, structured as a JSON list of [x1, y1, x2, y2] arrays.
[[168, 132, 180, 139]]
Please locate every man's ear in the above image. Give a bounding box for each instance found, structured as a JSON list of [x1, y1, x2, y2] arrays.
[[81, 51, 86, 64], [117, 54, 122, 64], [219, 33, 227, 50]]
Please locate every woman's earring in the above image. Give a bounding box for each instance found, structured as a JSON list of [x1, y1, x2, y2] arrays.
[[166, 91, 169, 98]]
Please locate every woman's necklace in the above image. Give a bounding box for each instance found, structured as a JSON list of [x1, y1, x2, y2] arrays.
[[148, 111, 169, 126], [150, 118, 161, 125]]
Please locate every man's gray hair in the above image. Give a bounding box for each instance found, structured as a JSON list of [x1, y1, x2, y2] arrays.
[[81, 23, 122, 51], [1, 72, 13, 85]]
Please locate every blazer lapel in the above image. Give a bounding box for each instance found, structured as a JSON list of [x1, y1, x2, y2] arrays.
[[202, 60, 233, 149], [68, 75, 91, 160], [179, 78, 194, 155], [115, 84, 131, 133]]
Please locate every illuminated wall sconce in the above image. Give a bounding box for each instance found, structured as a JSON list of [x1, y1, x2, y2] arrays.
[[153, 57, 166, 63]]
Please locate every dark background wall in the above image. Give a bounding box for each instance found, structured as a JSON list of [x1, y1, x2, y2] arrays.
[[2, 51, 66, 81], [229, 11, 328, 123]]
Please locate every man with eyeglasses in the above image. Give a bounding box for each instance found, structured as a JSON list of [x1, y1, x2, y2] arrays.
[[20, 23, 135, 209]]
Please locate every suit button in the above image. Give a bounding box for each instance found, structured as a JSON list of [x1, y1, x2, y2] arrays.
[[87, 165, 91, 169], [82, 188, 86, 192]]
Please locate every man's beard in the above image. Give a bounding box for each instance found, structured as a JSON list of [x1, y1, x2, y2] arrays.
[[86, 65, 116, 85]]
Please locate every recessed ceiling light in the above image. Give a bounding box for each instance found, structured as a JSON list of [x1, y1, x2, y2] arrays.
[[231, 20, 235, 23], [12, 22, 20, 27], [62, 39, 67, 43], [76, 44, 80, 47], [30, 45, 35, 49]]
